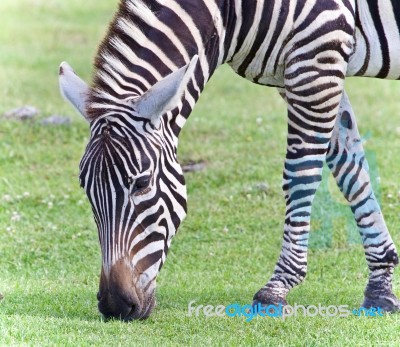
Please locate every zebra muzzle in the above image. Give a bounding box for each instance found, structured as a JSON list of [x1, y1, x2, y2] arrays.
[[97, 260, 156, 321]]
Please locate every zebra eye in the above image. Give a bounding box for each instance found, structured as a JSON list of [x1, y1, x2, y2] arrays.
[[131, 174, 152, 196]]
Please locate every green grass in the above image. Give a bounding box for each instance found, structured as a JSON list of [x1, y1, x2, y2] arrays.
[[1, 0, 400, 346]]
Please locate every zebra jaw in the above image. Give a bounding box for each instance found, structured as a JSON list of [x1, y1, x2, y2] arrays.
[[58, 55, 198, 128]]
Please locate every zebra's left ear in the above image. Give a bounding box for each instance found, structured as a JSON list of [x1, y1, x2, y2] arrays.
[[59, 61, 90, 121], [132, 55, 199, 128]]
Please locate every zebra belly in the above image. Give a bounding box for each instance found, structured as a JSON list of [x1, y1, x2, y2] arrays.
[[226, 41, 286, 88], [348, 0, 400, 79], [226, 0, 293, 88]]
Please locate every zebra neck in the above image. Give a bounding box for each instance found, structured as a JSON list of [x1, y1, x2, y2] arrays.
[[86, 0, 236, 130]]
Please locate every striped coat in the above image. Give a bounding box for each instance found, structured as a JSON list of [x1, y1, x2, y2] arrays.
[[59, 0, 400, 320]]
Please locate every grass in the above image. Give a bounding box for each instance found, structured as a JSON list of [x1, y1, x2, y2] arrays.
[[1, 0, 400, 346]]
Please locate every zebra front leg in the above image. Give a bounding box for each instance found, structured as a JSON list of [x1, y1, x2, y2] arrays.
[[326, 91, 400, 312], [253, 85, 344, 306]]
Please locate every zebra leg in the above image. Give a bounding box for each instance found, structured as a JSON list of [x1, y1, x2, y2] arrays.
[[253, 78, 345, 306], [326, 91, 400, 312]]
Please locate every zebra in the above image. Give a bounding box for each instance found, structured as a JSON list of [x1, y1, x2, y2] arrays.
[[59, 0, 400, 320]]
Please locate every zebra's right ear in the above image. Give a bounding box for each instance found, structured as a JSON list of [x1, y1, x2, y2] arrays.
[[59, 62, 90, 121]]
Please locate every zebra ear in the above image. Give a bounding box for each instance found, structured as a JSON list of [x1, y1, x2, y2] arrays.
[[59, 62, 90, 121], [133, 55, 199, 128]]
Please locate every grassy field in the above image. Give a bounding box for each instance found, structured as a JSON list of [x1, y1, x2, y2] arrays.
[[1, 0, 400, 346]]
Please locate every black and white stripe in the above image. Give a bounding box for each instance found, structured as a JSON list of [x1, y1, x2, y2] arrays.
[[60, 0, 400, 319]]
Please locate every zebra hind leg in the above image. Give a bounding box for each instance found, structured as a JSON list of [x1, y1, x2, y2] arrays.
[[326, 91, 400, 312]]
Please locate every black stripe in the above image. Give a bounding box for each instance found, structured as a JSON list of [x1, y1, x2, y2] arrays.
[[353, 7, 370, 76], [237, 1, 274, 76], [391, 0, 400, 35], [366, 0, 390, 78], [255, 0, 291, 82], [231, 2, 257, 58]]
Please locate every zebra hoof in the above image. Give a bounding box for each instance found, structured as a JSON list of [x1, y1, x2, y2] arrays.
[[252, 287, 288, 307], [362, 292, 400, 313]]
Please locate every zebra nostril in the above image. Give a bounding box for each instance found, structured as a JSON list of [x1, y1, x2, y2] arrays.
[[97, 291, 101, 301], [124, 305, 137, 321]]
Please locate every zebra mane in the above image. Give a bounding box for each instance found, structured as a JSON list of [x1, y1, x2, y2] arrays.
[[87, 0, 161, 120], [125, 0, 156, 24]]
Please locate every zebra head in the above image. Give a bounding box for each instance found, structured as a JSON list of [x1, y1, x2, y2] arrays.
[[59, 56, 198, 320]]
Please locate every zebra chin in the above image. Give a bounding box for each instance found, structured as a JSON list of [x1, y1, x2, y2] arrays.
[[97, 259, 156, 321]]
